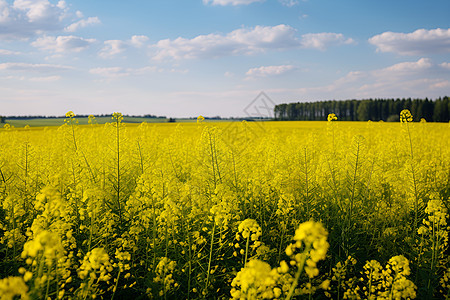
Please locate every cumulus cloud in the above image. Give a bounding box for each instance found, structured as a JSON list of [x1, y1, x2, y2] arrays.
[[99, 40, 128, 58], [151, 25, 353, 60], [0, 62, 73, 72], [0, 0, 100, 39], [300, 33, 355, 50], [369, 28, 450, 55], [203, 0, 263, 5], [0, 0, 69, 39], [246, 64, 296, 78], [32, 35, 96, 53], [98, 35, 149, 58], [130, 35, 150, 48], [378, 57, 433, 74], [152, 25, 298, 60], [65, 16, 100, 32]]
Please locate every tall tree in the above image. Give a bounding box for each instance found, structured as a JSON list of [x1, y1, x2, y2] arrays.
[[273, 97, 448, 122]]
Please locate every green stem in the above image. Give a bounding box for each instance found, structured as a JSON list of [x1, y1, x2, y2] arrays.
[[285, 250, 309, 300], [205, 222, 216, 292], [187, 226, 192, 300], [244, 235, 250, 268], [116, 120, 123, 226], [111, 269, 121, 300], [208, 131, 217, 188], [406, 123, 419, 232]]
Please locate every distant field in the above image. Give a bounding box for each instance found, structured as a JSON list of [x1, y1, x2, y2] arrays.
[[3, 116, 169, 127], [2, 117, 256, 127]]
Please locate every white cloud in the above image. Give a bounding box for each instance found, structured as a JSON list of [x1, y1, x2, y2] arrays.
[[32, 35, 96, 53], [246, 64, 296, 77], [99, 40, 128, 58], [300, 32, 355, 50], [130, 35, 149, 48], [65, 16, 100, 32], [98, 36, 150, 58], [12, 0, 67, 23], [152, 25, 300, 60], [0, 0, 100, 40], [89, 67, 130, 78], [0, 0, 10, 23], [0, 62, 73, 72], [151, 25, 353, 60], [203, 0, 263, 5], [378, 57, 432, 75], [29, 75, 61, 82], [252, 58, 450, 104], [429, 80, 450, 89], [279, 0, 299, 7], [313, 58, 450, 99], [89, 65, 187, 79], [0, 0, 69, 39], [0, 49, 21, 55], [369, 28, 450, 55]]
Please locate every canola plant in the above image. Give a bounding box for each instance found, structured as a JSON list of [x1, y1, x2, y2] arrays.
[[0, 111, 449, 299]]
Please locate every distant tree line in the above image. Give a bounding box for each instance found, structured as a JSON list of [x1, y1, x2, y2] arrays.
[[0, 116, 4, 123], [274, 97, 450, 122]]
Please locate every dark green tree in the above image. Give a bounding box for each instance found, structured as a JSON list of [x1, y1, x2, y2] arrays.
[[356, 100, 369, 121], [273, 97, 449, 122]]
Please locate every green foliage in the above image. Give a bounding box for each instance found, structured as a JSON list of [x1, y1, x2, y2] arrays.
[[275, 96, 450, 122]]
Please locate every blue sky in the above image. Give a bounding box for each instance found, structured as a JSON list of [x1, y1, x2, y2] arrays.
[[0, 0, 449, 118]]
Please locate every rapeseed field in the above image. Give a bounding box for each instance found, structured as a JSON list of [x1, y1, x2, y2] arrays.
[[0, 111, 449, 299]]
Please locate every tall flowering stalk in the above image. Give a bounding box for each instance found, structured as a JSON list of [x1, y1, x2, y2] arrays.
[[285, 221, 329, 300], [400, 109, 420, 231]]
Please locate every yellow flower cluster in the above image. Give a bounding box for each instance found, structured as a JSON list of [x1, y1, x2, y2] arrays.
[[286, 221, 329, 278], [400, 109, 413, 123], [326, 256, 358, 298], [231, 221, 332, 299], [76, 248, 113, 299], [440, 267, 450, 297], [230, 259, 281, 299], [237, 219, 262, 242], [112, 112, 124, 122], [0, 227, 25, 249], [197, 115, 205, 123], [0, 276, 29, 300], [360, 255, 416, 300], [153, 257, 178, 297], [78, 248, 113, 281], [327, 113, 338, 122], [417, 197, 448, 244], [234, 219, 263, 262], [65, 111, 76, 118], [21, 230, 64, 260]]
